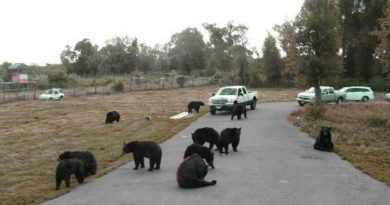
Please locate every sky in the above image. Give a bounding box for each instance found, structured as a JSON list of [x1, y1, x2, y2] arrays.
[[0, 0, 304, 65]]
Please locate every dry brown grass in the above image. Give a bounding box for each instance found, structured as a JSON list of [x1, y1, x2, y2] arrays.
[[289, 103, 390, 186], [0, 86, 300, 205]]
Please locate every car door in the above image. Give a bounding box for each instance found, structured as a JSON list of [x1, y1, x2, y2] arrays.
[[53, 90, 60, 100], [242, 87, 249, 103], [321, 88, 330, 102], [346, 88, 358, 101], [237, 88, 244, 103]]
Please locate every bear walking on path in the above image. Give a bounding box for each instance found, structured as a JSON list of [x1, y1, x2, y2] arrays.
[[106, 111, 120, 124], [122, 141, 162, 171], [187, 101, 205, 114], [55, 158, 85, 190], [191, 127, 220, 150], [313, 126, 334, 151], [176, 154, 217, 188], [184, 143, 215, 168], [231, 102, 247, 120], [218, 127, 241, 154]]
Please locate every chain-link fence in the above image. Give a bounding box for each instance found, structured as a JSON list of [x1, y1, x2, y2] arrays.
[[0, 75, 215, 104]]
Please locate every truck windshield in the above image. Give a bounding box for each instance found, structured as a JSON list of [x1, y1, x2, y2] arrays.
[[218, 88, 237, 95]]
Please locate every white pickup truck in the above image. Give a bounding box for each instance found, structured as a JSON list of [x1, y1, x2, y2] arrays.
[[208, 86, 258, 115]]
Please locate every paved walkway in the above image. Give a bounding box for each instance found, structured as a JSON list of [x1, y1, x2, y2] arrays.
[[43, 102, 390, 205]]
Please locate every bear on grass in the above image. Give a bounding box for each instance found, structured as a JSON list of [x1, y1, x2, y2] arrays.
[[106, 111, 120, 124], [218, 127, 241, 154], [187, 101, 205, 113], [313, 126, 334, 151], [231, 102, 247, 120], [184, 143, 215, 168], [122, 141, 162, 171], [58, 151, 97, 177], [55, 158, 85, 190], [191, 127, 220, 150], [176, 153, 217, 188]]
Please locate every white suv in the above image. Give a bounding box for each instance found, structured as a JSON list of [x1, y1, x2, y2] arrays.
[[39, 88, 65, 101], [337, 86, 374, 102]]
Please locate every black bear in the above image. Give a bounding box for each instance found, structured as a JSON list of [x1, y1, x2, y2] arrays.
[[122, 141, 162, 171], [58, 151, 97, 177], [184, 143, 214, 169], [187, 101, 205, 113], [313, 126, 334, 151], [55, 158, 85, 190], [176, 154, 217, 188], [191, 127, 220, 150], [106, 111, 120, 124], [231, 102, 247, 120], [218, 127, 241, 154]]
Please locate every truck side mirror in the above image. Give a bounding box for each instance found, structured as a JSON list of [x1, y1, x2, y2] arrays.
[[212, 93, 215, 96]]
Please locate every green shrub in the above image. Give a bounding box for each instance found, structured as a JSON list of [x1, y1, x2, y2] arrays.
[[111, 81, 124, 92], [304, 104, 325, 121], [47, 71, 68, 88], [366, 114, 388, 127], [176, 76, 187, 88]]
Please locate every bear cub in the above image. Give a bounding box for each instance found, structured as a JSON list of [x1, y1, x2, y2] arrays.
[[176, 154, 217, 188], [106, 111, 120, 124], [188, 101, 205, 113], [55, 158, 85, 190], [184, 143, 214, 169], [313, 126, 334, 151], [218, 127, 241, 154], [122, 141, 162, 171], [231, 102, 247, 120], [58, 151, 97, 177], [191, 127, 220, 150]]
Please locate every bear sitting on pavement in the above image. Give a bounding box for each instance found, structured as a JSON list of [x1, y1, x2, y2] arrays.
[[122, 141, 162, 171], [176, 153, 217, 188]]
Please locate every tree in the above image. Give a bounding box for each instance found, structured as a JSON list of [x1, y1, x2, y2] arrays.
[[203, 22, 250, 83], [274, 21, 301, 87], [168, 28, 206, 75], [373, 8, 390, 89], [295, 0, 342, 103], [0, 62, 12, 82], [262, 33, 283, 87], [338, 0, 388, 82]]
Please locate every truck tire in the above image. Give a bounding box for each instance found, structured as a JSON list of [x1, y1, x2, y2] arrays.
[[210, 109, 216, 115], [250, 100, 256, 110], [336, 97, 343, 104], [298, 101, 304, 106]]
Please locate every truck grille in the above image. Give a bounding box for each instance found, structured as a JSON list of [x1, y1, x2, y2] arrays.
[[212, 98, 227, 104]]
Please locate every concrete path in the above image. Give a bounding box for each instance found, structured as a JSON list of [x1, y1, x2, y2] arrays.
[[43, 102, 390, 205]]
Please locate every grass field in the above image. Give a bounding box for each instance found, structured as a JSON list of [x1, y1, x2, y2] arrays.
[[289, 102, 390, 186]]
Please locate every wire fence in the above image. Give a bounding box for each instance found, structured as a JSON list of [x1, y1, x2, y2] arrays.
[[0, 75, 216, 104]]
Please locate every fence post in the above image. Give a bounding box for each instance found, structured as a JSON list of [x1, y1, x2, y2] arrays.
[[33, 84, 36, 100]]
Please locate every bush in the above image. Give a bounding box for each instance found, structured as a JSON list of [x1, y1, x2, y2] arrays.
[[111, 81, 124, 92], [48, 71, 68, 88], [176, 76, 187, 88], [366, 114, 388, 127], [304, 104, 325, 121]]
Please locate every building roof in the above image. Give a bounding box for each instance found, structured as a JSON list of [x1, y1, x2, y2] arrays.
[[8, 63, 28, 70]]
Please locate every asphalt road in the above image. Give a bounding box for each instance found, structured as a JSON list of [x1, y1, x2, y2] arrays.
[[43, 102, 390, 205]]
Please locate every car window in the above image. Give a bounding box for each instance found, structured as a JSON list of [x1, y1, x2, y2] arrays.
[[242, 88, 247, 94], [58, 89, 63, 93], [54, 91, 59, 94], [238, 88, 243, 96], [329, 88, 334, 94], [218, 88, 237, 95], [45, 89, 53, 94]]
